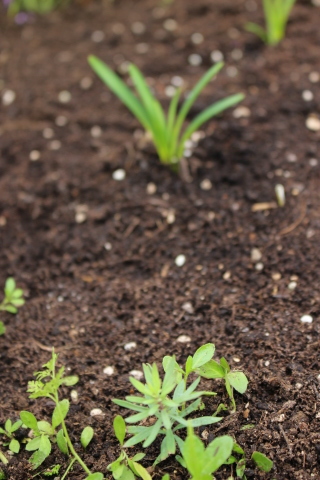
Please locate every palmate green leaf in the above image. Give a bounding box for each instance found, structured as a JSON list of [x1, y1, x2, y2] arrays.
[[251, 451, 273, 472], [227, 371, 248, 394], [192, 344, 215, 369], [81, 426, 94, 449], [113, 415, 126, 446], [88, 56, 151, 132], [178, 93, 245, 157]]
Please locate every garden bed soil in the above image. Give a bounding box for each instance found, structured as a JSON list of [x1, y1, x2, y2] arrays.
[[0, 0, 320, 479]]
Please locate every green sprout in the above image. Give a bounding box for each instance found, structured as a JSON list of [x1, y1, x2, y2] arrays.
[[164, 344, 248, 412], [246, 0, 296, 46], [0, 278, 25, 335], [0, 351, 104, 479], [88, 56, 244, 169], [178, 426, 234, 480], [113, 356, 220, 464], [108, 415, 152, 480], [7, 0, 69, 16], [197, 355, 248, 412]]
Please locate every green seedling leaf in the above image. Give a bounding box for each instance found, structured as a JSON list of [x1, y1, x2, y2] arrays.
[[4, 305, 17, 314], [131, 453, 145, 462], [20, 411, 38, 431], [52, 399, 69, 429], [26, 437, 41, 451], [252, 451, 273, 472], [4, 278, 16, 296], [81, 426, 94, 449], [227, 371, 248, 394], [37, 421, 53, 436], [192, 343, 215, 369], [39, 435, 51, 456], [8, 439, 20, 454], [61, 375, 79, 386], [10, 420, 22, 433], [220, 357, 230, 373], [236, 457, 246, 478], [198, 360, 224, 379], [0, 322, 5, 335], [0, 468, 6, 479], [84, 474, 104, 480], [56, 429, 68, 454], [29, 450, 48, 470], [113, 415, 126, 446], [162, 476, 170, 480], [131, 462, 152, 480]]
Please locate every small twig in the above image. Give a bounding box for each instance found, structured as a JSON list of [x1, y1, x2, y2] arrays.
[[279, 202, 307, 236], [279, 424, 293, 456]]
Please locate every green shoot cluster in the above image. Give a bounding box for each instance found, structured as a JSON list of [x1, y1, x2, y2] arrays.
[[246, 0, 296, 45], [88, 56, 244, 169], [0, 278, 25, 335]]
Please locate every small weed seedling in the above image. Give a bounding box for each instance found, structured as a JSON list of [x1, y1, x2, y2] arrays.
[[0, 351, 104, 479], [246, 0, 296, 46], [225, 443, 273, 479], [164, 343, 248, 412], [88, 56, 244, 169], [5, 0, 68, 16], [113, 355, 220, 464], [108, 415, 152, 480], [177, 426, 234, 480], [0, 277, 25, 335], [0, 418, 23, 462]]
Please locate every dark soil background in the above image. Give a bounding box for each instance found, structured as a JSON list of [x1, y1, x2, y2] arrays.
[[0, 0, 320, 479]]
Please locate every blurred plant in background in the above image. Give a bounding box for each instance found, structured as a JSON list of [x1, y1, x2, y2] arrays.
[[2, 0, 69, 22]]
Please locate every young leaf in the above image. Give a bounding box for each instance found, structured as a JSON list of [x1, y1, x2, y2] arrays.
[[131, 461, 152, 480], [56, 429, 68, 455], [198, 360, 225, 379], [227, 371, 248, 394], [39, 435, 51, 457], [20, 411, 38, 431], [191, 343, 215, 369], [52, 399, 69, 429], [4, 278, 16, 296], [29, 450, 48, 470], [251, 451, 273, 472], [4, 305, 17, 314], [205, 435, 234, 473], [113, 415, 126, 446], [10, 421, 22, 433], [0, 322, 5, 335], [81, 426, 94, 449], [9, 439, 20, 454], [84, 474, 104, 480], [61, 375, 79, 386]]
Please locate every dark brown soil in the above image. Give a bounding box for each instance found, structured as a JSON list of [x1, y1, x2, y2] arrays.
[[0, 1, 320, 479]]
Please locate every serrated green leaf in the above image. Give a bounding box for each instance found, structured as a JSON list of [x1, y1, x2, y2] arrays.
[[252, 451, 273, 472], [227, 371, 248, 394], [81, 426, 94, 449]]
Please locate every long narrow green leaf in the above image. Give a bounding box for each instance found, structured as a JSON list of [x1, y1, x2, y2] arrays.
[[88, 56, 151, 131], [178, 93, 244, 157], [174, 62, 224, 140]]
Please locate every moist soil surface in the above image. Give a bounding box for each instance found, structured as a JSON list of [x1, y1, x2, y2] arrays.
[[0, 1, 320, 479]]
